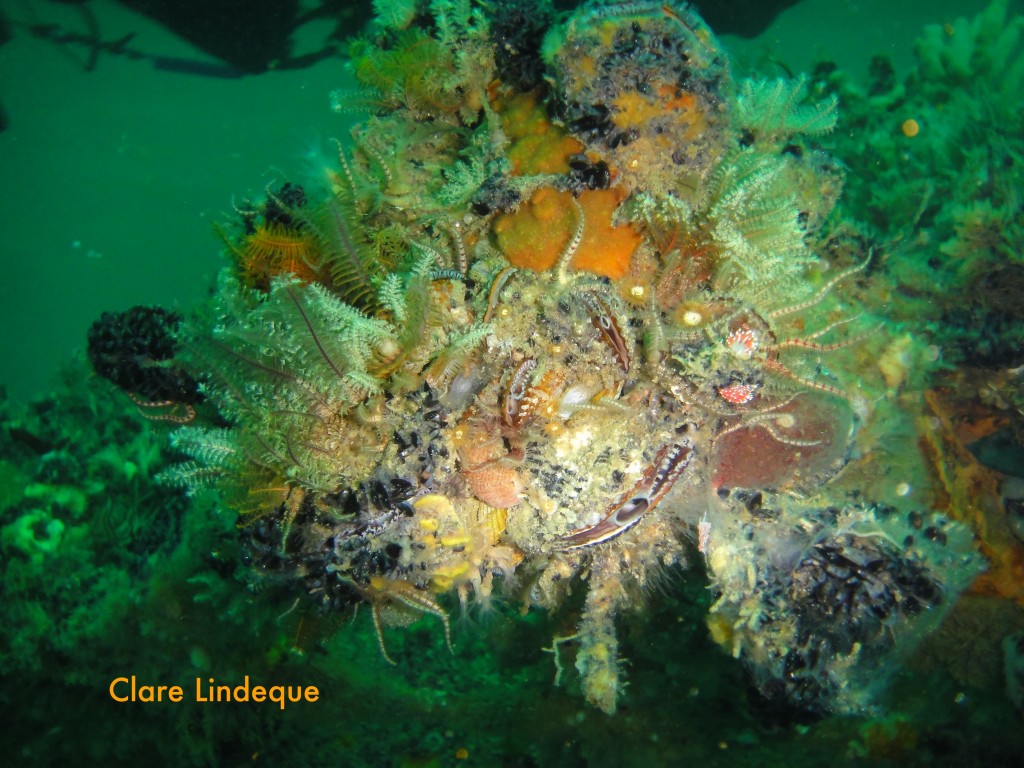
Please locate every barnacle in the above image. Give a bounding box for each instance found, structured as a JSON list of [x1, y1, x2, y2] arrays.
[[157, 0, 986, 717]]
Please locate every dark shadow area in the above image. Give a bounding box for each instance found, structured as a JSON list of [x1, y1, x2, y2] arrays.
[[2, 0, 800, 84], [115, 0, 371, 73], [694, 0, 802, 38], [0, 0, 370, 81]]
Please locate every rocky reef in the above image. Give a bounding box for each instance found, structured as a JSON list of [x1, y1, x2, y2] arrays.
[[7, 1, 1024, 765], [137, 0, 994, 717]]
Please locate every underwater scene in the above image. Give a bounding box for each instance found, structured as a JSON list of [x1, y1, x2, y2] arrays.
[[2, 0, 1024, 765]]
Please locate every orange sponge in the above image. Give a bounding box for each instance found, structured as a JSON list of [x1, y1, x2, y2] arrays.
[[494, 89, 583, 176], [490, 87, 641, 278], [493, 186, 641, 279]]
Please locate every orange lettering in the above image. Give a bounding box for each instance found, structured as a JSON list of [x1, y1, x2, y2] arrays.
[[110, 677, 130, 702]]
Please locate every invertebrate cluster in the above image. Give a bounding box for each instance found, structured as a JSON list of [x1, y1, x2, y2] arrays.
[[154, 0, 983, 715]]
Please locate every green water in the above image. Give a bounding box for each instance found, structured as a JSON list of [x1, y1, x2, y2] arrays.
[[2, 1, 1023, 765]]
